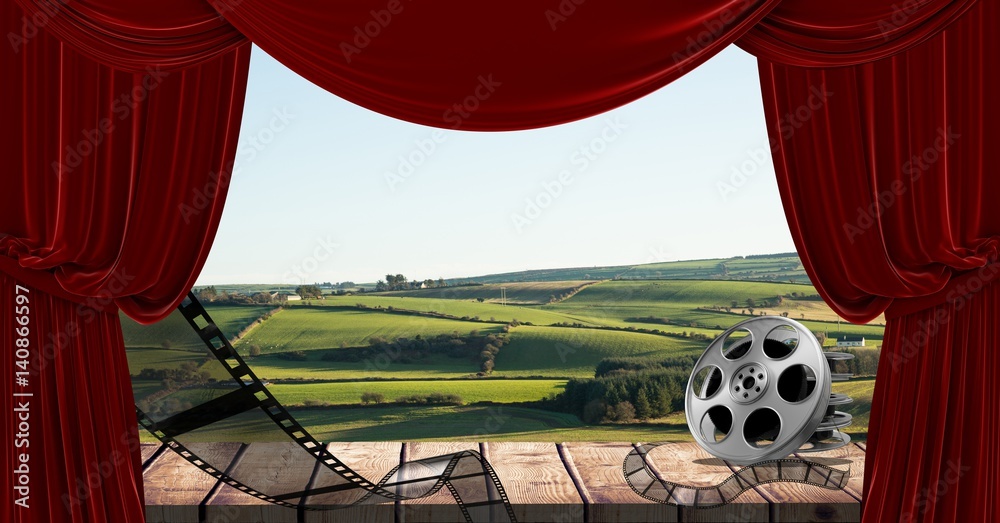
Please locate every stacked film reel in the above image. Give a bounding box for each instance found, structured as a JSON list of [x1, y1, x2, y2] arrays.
[[685, 316, 854, 465]]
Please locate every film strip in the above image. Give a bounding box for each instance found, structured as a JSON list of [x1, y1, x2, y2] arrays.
[[623, 442, 851, 507], [135, 293, 516, 522]]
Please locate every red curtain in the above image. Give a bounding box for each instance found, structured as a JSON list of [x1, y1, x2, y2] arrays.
[[211, 0, 782, 131], [1, 273, 143, 522], [2, 0, 995, 520], [2, 1, 249, 520], [758, 0, 999, 519]]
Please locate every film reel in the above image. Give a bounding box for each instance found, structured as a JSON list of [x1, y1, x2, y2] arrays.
[[685, 317, 854, 465]]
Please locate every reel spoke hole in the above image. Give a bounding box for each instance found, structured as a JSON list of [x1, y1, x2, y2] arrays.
[[722, 329, 753, 360], [764, 324, 799, 359], [777, 364, 817, 403], [703, 406, 733, 443], [691, 366, 723, 399], [743, 408, 781, 448]]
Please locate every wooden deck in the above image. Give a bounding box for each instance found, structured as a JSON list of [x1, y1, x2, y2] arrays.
[[140, 441, 864, 522]]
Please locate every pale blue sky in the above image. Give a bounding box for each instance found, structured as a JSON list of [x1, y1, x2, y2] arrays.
[[196, 44, 795, 285]]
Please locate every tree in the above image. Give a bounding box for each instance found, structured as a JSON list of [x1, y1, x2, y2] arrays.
[[423, 279, 435, 288], [437, 278, 447, 287], [745, 297, 756, 308], [197, 285, 218, 302], [476, 297, 485, 303], [296, 285, 322, 299], [375, 280, 387, 292], [635, 389, 652, 419], [248, 345, 262, 358]]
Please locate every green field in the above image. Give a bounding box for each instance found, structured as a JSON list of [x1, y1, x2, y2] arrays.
[[121, 304, 275, 351], [267, 379, 566, 406], [305, 296, 602, 326], [237, 307, 503, 353], [129, 261, 882, 443], [138, 405, 690, 443], [443, 254, 807, 284], [497, 326, 702, 377], [374, 281, 595, 304]]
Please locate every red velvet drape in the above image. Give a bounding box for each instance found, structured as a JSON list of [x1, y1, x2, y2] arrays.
[[3, 0, 995, 521], [759, 1, 999, 519], [2, 1, 249, 520], [1, 274, 143, 522]]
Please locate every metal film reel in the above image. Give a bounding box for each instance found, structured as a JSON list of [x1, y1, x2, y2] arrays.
[[685, 317, 854, 465]]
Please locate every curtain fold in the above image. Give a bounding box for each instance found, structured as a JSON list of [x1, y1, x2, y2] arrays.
[[1, 0, 251, 323], [209, 0, 782, 131], [738, 0, 978, 66], [758, 0, 998, 519], [1, 273, 144, 522], [3, 1, 248, 519], [11, 0, 246, 71], [3, 0, 995, 520]]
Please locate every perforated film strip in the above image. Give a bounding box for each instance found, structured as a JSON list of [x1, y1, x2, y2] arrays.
[[135, 293, 517, 522], [623, 442, 851, 507]]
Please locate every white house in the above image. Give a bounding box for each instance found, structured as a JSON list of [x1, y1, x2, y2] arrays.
[[835, 335, 865, 347]]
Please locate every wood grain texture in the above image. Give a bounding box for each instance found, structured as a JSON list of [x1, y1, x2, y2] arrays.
[[794, 442, 866, 501], [142, 442, 241, 523], [484, 441, 585, 523], [562, 441, 677, 523], [399, 442, 480, 523], [303, 442, 402, 523], [739, 444, 861, 523], [203, 442, 311, 523], [140, 444, 163, 469], [640, 442, 769, 523]]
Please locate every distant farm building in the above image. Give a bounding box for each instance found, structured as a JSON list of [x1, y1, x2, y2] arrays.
[[273, 292, 301, 301], [835, 335, 865, 347]]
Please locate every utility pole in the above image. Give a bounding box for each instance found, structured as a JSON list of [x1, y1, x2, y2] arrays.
[[500, 287, 506, 306]]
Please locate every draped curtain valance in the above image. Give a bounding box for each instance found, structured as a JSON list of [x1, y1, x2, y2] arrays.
[[2, 1, 994, 521]]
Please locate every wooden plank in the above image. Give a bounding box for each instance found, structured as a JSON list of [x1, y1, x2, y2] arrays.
[[638, 442, 769, 523], [140, 444, 163, 469], [399, 442, 480, 523], [203, 442, 311, 523], [304, 441, 401, 523], [794, 442, 866, 501], [737, 446, 860, 522], [484, 441, 585, 523], [142, 442, 241, 523], [562, 441, 677, 523]]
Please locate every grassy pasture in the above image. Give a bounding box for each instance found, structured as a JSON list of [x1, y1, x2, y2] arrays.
[[121, 304, 274, 351], [237, 307, 503, 353], [266, 379, 566, 406], [496, 325, 703, 378], [301, 295, 601, 326], [373, 281, 595, 305]]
